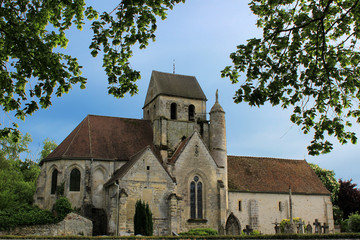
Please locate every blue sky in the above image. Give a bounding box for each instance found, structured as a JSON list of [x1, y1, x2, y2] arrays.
[[7, 1, 360, 184]]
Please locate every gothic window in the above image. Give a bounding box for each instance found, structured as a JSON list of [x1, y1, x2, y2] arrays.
[[170, 103, 177, 120], [238, 200, 242, 211], [51, 169, 58, 194], [188, 104, 195, 121], [70, 168, 81, 191], [190, 176, 203, 219]]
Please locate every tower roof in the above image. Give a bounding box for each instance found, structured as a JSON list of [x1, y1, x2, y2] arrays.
[[41, 115, 155, 163], [143, 70, 207, 108], [210, 90, 224, 113]]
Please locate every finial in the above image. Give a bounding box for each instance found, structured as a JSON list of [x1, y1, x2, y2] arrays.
[[215, 89, 219, 103], [173, 59, 175, 74]]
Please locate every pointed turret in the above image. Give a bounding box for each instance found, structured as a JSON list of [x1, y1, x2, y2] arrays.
[[210, 90, 227, 168]]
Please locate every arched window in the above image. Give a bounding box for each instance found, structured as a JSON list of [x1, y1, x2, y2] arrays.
[[51, 169, 58, 194], [171, 103, 177, 120], [70, 168, 81, 191], [188, 104, 195, 121], [190, 176, 203, 219]]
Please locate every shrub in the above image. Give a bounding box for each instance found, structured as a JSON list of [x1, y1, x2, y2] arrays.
[[179, 228, 218, 236], [0, 204, 56, 230], [53, 196, 72, 220], [280, 217, 303, 233], [134, 200, 153, 236], [341, 218, 350, 232], [349, 213, 360, 232]]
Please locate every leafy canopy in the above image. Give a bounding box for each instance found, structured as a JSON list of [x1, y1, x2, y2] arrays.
[[222, 0, 360, 155], [309, 163, 339, 203], [0, 0, 184, 138], [0, 133, 38, 210], [4, 0, 360, 155], [337, 179, 360, 219]]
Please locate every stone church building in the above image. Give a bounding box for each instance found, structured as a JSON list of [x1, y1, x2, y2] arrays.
[[34, 71, 334, 235]]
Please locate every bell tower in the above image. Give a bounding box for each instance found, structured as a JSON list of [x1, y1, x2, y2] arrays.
[[143, 71, 209, 160]]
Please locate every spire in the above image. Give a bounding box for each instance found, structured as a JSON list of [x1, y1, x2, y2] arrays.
[[210, 89, 224, 113]]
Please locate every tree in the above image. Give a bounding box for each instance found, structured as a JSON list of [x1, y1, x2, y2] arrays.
[[221, 0, 360, 155], [337, 179, 360, 219], [134, 200, 153, 236], [0, 133, 39, 209], [309, 163, 339, 203], [5, 0, 360, 156], [40, 138, 58, 160], [0, 0, 184, 139]]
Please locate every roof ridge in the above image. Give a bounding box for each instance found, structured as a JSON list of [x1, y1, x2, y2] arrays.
[[87, 114, 150, 122], [227, 155, 305, 162], [152, 70, 196, 78]]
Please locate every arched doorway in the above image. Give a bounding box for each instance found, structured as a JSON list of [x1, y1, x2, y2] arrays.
[[226, 213, 241, 235]]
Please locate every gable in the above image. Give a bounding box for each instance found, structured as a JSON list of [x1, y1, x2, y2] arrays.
[[227, 156, 330, 195], [143, 71, 207, 108], [171, 131, 219, 170], [42, 115, 155, 163], [105, 146, 175, 187]]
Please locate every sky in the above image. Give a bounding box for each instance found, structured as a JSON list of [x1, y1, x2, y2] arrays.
[[5, 1, 360, 184]]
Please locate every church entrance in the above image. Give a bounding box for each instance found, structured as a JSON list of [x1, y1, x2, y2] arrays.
[[91, 208, 108, 236], [226, 213, 241, 235]]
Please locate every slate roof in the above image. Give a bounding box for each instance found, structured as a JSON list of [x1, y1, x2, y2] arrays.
[[41, 115, 154, 163], [227, 156, 330, 195], [143, 70, 207, 107]]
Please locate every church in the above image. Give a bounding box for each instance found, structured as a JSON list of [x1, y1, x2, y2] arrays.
[[34, 71, 334, 235]]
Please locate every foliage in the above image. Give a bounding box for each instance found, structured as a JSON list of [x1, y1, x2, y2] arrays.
[[0, 133, 39, 210], [222, 0, 360, 155], [337, 179, 360, 219], [280, 218, 303, 233], [53, 196, 72, 220], [0, 204, 56, 230], [0, 0, 185, 139], [341, 218, 350, 233], [179, 228, 218, 236], [134, 200, 153, 236], [56, 181, 65, 196], [349, 213, 360, 233], [0, 132, 62, 230], [309, 163, 339, 203], [0, 0, 89, 138], [40, 138, 58, 160]]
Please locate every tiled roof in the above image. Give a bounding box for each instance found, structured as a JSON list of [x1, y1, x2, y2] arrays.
[[227, 156, 330, 195], [41, 115, 155, 163], [144, 71, 207, 107]]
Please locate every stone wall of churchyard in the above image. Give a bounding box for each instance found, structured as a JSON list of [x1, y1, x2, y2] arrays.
[[0, 213, 92, 236]]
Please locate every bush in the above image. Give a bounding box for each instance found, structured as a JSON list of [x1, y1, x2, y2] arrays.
[[280, 217, 303, 233], [341, 218, 350, 232], [349, 213, 360, 232], [53, 196, 72, 220], [179, 228, 218, 236], [0, 204, 56, 230]]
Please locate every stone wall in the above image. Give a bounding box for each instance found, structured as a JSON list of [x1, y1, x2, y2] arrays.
[[228, 191, 334, 234], [0, 213, 92, 236]]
